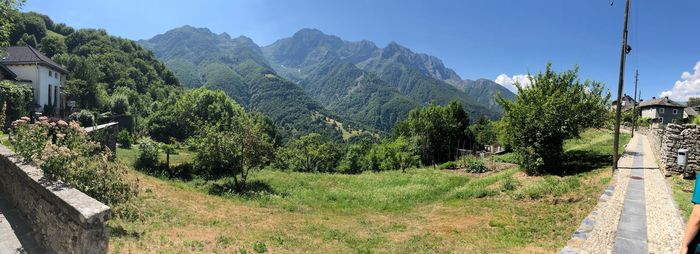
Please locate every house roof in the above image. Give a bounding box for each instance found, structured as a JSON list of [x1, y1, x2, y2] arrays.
[[612, 94, 636, 104], [0, 46, 68, 74], [638, 97, 685, 108], [0, 63, 17, 80], [685, 107, 699, 116]]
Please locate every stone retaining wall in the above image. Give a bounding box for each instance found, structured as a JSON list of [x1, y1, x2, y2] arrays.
[[645, 124, 700, 175], [0, 145, 111, 253]]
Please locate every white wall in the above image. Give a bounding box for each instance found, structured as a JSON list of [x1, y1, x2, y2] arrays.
[[642, 108, 656, 119], [5, 64, 63, 112]]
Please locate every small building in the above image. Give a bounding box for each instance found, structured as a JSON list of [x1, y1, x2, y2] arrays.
[[0, 46, 68, 115], [639, 96, 685, 124], [610, 94, 636, 112]]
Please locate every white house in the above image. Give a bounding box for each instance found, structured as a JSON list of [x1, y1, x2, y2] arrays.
[[0, 46, 68, 115]]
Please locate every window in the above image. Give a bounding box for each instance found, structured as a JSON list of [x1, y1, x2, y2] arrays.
[[49, 70, 52, 76], [659, 108, 664, 114], [673, 109, 678, 115], [48, 85, 52, 107], [659, 117, 664, 123], [55, 72, 58, 78]]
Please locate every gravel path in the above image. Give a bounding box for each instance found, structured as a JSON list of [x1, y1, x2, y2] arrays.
[[561, 134, 685, 254]]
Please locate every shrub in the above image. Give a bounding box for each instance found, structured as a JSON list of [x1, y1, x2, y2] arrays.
[[68, 110, 96, 127], [110, 93, 130, 115], [361, 136, 420, 172], [10, 118, 49, 161], [11, 119, 137, 205], [117, 129, 132, 148], [136, 138, 160, 172], [0, 81, 33, 126], [464, 157, 488, 174], [252, 241, 267, 253], [439, 161, 457, 169], [500, 176, 520, 192]]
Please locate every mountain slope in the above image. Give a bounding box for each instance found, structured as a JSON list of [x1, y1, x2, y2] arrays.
[[139, 26, 346, 139], [263, 29, 511, 122]]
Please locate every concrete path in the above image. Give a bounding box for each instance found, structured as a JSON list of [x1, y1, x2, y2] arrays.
[[0, 196, 43, 254], [561, 134, 685, 254]]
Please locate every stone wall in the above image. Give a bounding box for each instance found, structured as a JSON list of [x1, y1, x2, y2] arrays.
[[645, 124, 700, 175], [0, 145, 111, 253]]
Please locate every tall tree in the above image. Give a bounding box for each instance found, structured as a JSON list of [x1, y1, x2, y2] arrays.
[[0, 0, 25, 47], [497, 63, 609, 175], [393, 101, 470, 164], [688, 97, 700, 107]]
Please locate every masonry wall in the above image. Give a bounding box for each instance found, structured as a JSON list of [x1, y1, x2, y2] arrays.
[[645, 123, 700, 175], [0, 145, 111, 253]]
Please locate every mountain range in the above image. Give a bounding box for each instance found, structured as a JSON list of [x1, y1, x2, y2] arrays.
[[139, 26, 514, 137]]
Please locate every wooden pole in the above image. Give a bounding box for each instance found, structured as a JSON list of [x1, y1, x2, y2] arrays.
[[632, 69, 638, 137], [612, 0, 631, 172]]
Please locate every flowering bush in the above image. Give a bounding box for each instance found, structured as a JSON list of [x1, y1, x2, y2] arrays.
[[10, 117, 137, 205], [10, 117, 49, 161]]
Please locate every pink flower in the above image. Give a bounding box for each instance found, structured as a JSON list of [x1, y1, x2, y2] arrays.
[[57, 120, 68, 126]]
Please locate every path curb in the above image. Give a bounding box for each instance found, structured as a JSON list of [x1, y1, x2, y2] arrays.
[[559, 155, 625, 254]]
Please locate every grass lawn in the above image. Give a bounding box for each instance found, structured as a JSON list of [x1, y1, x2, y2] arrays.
[[668, 175, 695, 220], [109, 129, 629, 253]]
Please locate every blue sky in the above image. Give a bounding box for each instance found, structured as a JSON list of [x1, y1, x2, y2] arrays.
[[23, 0, 700, 101]]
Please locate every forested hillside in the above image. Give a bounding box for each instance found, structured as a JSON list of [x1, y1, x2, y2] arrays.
[[7, 11, 181, 132], [140, 26, 351, 139]]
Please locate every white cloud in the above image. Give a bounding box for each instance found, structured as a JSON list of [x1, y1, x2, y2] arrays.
[[659, 61, 700, 101], [494, 74, 532, 93]]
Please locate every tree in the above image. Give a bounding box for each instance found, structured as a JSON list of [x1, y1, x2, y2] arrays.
[[148, 88, 246, 141], [393, 101, 470, 164], [497, 63, 609, 175], [338, 138, 374, 174], [39, 33, 67, 57], [17, 33, 36, 47], [0, 0, 25, 47], [10, 13, 46, 44], [469, 115, 496, 150], [688, 97, 700, 107], [191, 122, 273, 190], [277, 133, 342, 172]]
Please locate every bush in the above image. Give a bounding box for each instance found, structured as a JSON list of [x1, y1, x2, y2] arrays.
[[361, 136, 420, 172], [11, 119, 137, 205], [10, 118, 49, 162], [464, 157, 488, 174], [439, 161, 457, 169], [117, 129, 132, 148], [252, 241, 267, 253], [500, 176, 520, 192], [136, 138, 160, 172], [0, 81, 33, 127], [68, 110, 96, 127], [110, 93, 130, 115]]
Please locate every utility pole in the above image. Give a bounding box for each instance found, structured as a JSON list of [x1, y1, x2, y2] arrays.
[[612, 0, 631, 172], [631, 69, 639, 137]]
